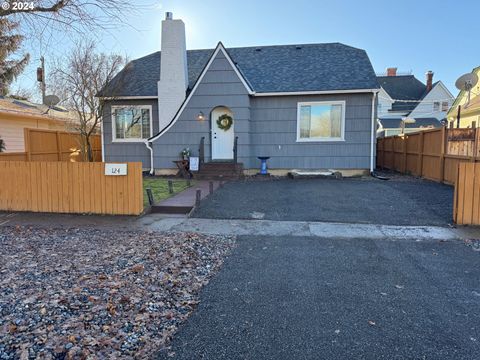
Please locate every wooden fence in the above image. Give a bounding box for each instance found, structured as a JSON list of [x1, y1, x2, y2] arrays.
[[0, 128, 101, 162], [0, 162, 143, 215], [376, 125, 480, 185], [454, 162, 480, 225]]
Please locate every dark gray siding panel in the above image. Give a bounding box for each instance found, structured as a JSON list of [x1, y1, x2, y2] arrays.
[[102, 99, 159, 168], [152, 50, 252, 168], [250, 93, 373, 169]]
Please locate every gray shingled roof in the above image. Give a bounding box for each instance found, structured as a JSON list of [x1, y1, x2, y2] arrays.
[[378, 117, 444, 129], [377, 75, 427, 112], [100, 43, 379, 97]]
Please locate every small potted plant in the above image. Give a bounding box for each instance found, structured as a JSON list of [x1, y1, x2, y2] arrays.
[[180, 147, 191, 160]]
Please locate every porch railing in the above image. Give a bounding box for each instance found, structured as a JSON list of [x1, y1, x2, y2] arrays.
[[199, 137, 205, 168], [233, 136, 238, 164]]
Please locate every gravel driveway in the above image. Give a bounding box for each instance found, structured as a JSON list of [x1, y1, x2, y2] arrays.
[[0, 227, 235, 359], [193, 177, 453, 226], [158, 235, 480, 359]]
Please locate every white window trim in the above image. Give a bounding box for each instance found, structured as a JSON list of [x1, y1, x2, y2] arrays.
[[111, 105, 153, 143], [296, 101, 346, 142]]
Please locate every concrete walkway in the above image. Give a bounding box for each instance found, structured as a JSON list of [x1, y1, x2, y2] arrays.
[[139, 215, 480, 241]]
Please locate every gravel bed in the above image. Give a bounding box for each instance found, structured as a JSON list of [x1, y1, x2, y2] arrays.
[[0, 226, 235, 359]]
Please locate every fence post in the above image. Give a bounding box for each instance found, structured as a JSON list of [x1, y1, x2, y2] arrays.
[[56, 131, 62, 161], [195, 189, 201, 207], [24, 128, 31, 161], [471, 122, 477, 163], [381, 138, 385, 170], [402, 135, 407, 174], [168, 180, 174, 194], [439, 126, 446, 183], [146, 188, 155, 206], [418, 131, 424, 177]]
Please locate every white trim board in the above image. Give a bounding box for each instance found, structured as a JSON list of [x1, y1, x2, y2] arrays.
[[256, 88, 379, 97], [148, 41, 254, 143], [99, 96, 158, 100], [111, 104, 153, 143]]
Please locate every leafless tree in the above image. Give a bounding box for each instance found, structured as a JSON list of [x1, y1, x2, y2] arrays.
[[0, 0, 143, 98], [51, 40, 126, 161], [0, 1, 137, 33], [9, 84, 33, 100]]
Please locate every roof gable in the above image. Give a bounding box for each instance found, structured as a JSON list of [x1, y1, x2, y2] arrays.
[[377, 75, 426, 100], [148, 42, 251, 142], [377, 75, 426, 113], [101, 42, 379, 97]]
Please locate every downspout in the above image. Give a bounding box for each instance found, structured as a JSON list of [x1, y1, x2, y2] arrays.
[[370, 90, 378, 174], [145, 141, 154, 175]]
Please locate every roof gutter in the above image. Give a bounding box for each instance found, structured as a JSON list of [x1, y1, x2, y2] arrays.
[[254, 88, 380, 97], [370, 90, 380, 173], [0, 110, 71, 123], [97, 96, 159, 100], [100, 89, 381, 102]]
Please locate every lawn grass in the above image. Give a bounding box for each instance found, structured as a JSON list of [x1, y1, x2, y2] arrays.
[[143, 177, 193, 207]]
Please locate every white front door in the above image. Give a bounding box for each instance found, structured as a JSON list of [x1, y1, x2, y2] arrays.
[[211, 107, 234, 160]]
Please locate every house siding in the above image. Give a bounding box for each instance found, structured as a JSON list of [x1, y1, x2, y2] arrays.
[[102, 99, 159, 168], [103, 53, 375, 171], [408, 83, 453, 120], [151, 50, 252, 168], [250, 94, 373, 169]]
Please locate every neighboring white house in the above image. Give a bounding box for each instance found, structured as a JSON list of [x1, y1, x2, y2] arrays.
[[376, 68, 454, 137]]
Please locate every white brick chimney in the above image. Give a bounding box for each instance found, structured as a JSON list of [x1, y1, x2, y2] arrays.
[[157, 12, 188, 130]]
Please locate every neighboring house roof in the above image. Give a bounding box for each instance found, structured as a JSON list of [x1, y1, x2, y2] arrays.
[[101, 42, 379, 97], [377, 75, 427, 113], [0, 96, 79, 123], [378, 117, 444, 129]]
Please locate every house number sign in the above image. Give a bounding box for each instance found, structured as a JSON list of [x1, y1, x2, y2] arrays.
[[105, 163, 128, 176]]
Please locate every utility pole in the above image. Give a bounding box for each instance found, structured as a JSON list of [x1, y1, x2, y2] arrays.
[[37, 56, 46, 104], [456, 105, 461, 129]]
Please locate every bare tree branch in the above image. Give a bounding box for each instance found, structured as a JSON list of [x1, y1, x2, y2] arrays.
[[51, 40, 126, 161]]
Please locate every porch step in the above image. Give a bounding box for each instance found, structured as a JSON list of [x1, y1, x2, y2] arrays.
[[194, 162, 244, 180]]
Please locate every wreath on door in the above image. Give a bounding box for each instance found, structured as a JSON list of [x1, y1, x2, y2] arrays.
[[216, 114, 233, 131]]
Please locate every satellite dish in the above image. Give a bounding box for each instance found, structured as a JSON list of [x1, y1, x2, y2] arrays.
[[43, 94, 60, 107], [455, 73, 478, 105], [455, 73, 478, 91]]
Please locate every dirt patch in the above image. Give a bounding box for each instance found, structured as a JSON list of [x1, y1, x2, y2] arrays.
[[0, 227, 235, 359]]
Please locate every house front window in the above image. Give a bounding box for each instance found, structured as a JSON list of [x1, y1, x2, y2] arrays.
[[297, 101, 345, 142], [112, 106, 152, 141], [433, 102, 440, 111], [442, 101, 449, 112]]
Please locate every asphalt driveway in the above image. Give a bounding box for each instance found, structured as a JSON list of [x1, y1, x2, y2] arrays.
[[158, 236, 480, 360], [193, 177, 453, 226]]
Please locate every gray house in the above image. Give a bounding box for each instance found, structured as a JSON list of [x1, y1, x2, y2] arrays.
[[99, 12, 380, 177]]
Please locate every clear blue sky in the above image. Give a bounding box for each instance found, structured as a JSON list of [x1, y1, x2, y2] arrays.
[[16, 0, 479, 99]]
